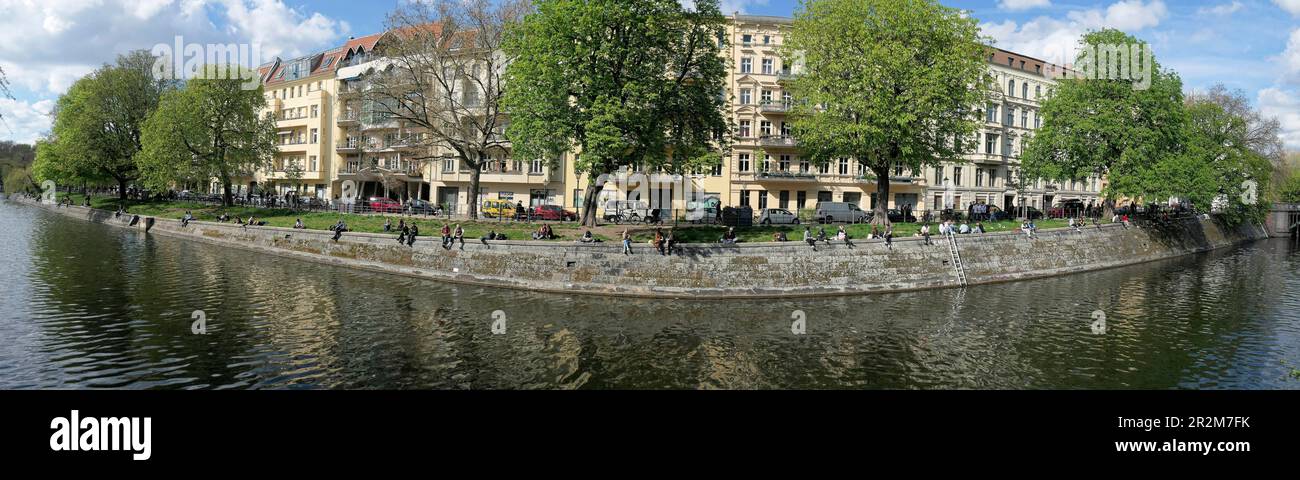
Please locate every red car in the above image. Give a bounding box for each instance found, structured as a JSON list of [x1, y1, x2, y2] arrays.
[[368, 197, 402, 214], [532, 205, 578, 221]]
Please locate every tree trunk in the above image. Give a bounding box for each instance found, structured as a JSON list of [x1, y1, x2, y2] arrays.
[[222, 181, 234, 207], [872, 165, 892, 227], [118, 178, 129, 202], [1103, 197, 1116, 220], [580, 174, 605, 227], [467, 164, 482, 220]]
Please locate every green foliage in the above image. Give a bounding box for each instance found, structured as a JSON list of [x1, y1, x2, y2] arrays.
[[502, 0, 731, 177], [1022, 29, 1185, 205], [781, 0, 990, 222], [139, 65, 276, 206], [1278, 172, 1300, 204]]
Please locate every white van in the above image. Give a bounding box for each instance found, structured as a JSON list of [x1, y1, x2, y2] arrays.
[[815, 202, 869, 224]]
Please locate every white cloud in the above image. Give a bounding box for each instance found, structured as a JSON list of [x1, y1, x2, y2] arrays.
[[1283, 28, 1300, 82], [998, 0, 1052, 12], [0, 98, 55, 144], [1258, 87, 1300, 148], [981, 0, 1168, 65], [1198, 1, 1244, 16], [0, 0, 349, 96], [1275, 0, 1300, 16]]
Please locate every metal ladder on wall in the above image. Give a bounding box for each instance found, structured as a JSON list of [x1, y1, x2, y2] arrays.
[[946, 233, 969, 287]]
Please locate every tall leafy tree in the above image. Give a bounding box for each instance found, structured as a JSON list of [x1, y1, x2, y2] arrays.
[[1022, 29, 1185, 217], [139, 65, 277, 206], [366, 0, 531, 218], [782, 0, 990, 225], [36, 51, 175, 200], [503, 0, 730, 226]]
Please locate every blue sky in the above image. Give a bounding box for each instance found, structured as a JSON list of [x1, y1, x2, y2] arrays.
[[3, 0, 1300, 149]]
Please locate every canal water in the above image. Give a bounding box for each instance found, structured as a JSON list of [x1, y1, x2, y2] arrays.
[[2, 200, 1299, 389]]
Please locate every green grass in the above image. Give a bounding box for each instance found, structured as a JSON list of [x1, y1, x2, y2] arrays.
[[61, 193, 604, 241], [61, 193, 1090, 244], [629, 219, 1075, 243]]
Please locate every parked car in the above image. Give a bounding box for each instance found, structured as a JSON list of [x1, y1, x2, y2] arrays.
[[1018, 206, 1045, 220], [533, 205, 578, 221], [602, 200, 651, 223], [481, 200, 515, 218], [368, 197, 403, 213], [406, 199, 438, 215], [815, 202, 869, 224], [886, 209, 918, 223], [759, 208, 801, 225], [1050, 200, 1086, 218], [986, 206, 1014, 222]]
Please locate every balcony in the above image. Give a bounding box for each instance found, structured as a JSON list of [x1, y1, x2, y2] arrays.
[[777, 72, 800, 82], [759, 102, 790, 114], [338, 112, 360, 126], [759, 135, 797, 148]]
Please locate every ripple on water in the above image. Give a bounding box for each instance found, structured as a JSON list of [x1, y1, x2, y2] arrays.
[[1, 202, 1299, 389]]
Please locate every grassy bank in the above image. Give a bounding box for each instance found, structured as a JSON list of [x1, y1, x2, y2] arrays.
[[60, 193, 1083, 244]]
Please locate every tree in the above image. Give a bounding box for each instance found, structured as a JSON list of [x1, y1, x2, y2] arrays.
[[36, 51, 175, 200], [781, 0, 990, 225], [365, 0, 530, 218], [1147, 98, 1271, 221], [503, 0, 730, 226], [1022, 29, 1185, 217], [138, 65, 277, 206]]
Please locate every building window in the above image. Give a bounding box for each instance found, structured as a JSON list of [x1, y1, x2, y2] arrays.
[[986, 103, 997, 123], [740, 57, 752, 73], [985, 134, 997, 155], [839, 158, 849, 175], [763, 35, 772, 45], [779, 155, 791, 172], [738, 153, 751, 172], [1022, 82, 1029, 98], [1008, 79, 1015, 97], [740, 189, 750, 207], [818, 162, 829, 174], [953, 167, 963, 186], [530, 158, 544, 174], [310, 128, 318, 144], [976, 168, 984, 187], [934, 166, 944, 184], [311, 105, 319, 118], [799, 158, 810, 174], [758, 190, 768, 209], [443, 158, 456, 173], [1006, 107, 1015, 126], [761, 89, 772, 104], [1035, 85, 1042, 98], [309, 155, 318, 172], [738, 120, 751, 138], [760, 120, 772, 136], [1021, 110, 1029, 128], [742, 34, 752, 45], [740, 88, 752, 105], [780, 122, 791, 137], [762, 58, 774, 75], [1034, 113, 1041, 129]]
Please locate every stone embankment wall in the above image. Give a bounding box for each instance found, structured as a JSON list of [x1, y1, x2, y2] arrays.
[[15, 196, 1267, 298]]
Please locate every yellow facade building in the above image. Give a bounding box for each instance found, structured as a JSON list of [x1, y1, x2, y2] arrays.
[[239, 14, 1101, 217]]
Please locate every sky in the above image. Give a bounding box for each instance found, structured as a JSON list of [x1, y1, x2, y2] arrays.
[[2, 0, 1300, 150]]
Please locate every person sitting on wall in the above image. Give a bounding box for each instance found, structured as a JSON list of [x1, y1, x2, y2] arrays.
[[580, 230, 596, 244], [665, 229, 677, 255], [398, 223, 409, 244], [653, 229, 666, 255], [974, 222, 985, 234], [408, 223, 420, 248], [442, 224, 453, 249], [803, 227, 818, 251], [773, 231, 788, 242], [454, 225, 465, 249], [959, 222, 971, 235], [294, 218, 305, 230], [383, 217, 393, 233]]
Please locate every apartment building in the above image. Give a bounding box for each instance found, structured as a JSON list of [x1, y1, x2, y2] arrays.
[[240, 14, 1100, 216], [722, 14, 1101, 216]]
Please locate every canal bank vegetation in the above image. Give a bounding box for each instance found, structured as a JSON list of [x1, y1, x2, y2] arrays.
[[1023, 30, 1281, 227]]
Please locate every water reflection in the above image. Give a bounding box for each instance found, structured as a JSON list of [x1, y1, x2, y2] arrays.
[[1, 201, 1298, 389]]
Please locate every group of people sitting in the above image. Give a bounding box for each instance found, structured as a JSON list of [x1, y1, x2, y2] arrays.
[[532, 224, 555, 240], [396, 221, 420, 247], [934, 220, 985, 236]]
